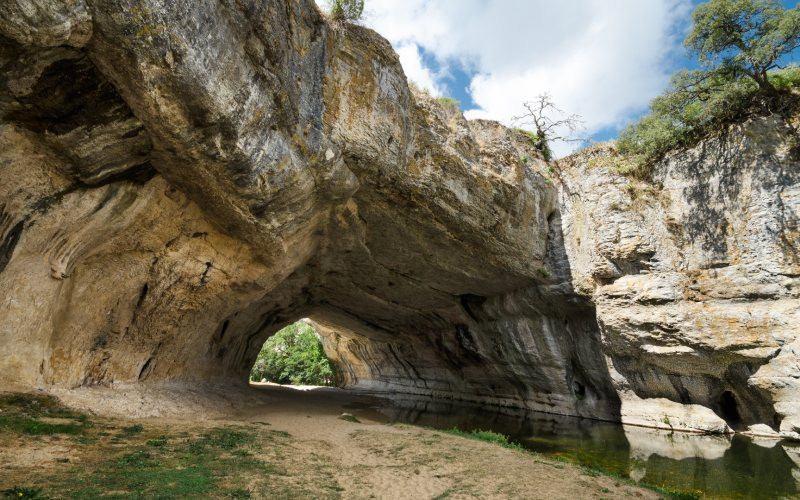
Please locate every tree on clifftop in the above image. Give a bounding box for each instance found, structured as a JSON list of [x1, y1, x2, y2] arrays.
[[618, 0, 800, 171], [512, 93, 584, 161], [686, 0, 800, 95]]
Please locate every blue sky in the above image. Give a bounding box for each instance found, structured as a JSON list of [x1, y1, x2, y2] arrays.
[[358, 0, 799, 155]]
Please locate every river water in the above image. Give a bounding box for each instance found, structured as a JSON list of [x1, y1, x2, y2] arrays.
[[367, 397, 800, 499]]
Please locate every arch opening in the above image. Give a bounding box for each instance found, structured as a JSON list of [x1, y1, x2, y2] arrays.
[[248, 320, 338, 388]]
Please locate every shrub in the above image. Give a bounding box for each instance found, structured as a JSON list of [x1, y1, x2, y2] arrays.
[[328, 0, 364, 22], [513, 128, 554, 161], [435, 96, 461, 112], [617, 68, 763, 168], [618, 67, 798, 172]]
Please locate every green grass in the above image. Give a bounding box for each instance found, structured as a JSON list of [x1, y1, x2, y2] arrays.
[[0, 392, 295, 499], [146, 436, 168, 447], [440, 428, 522, 450], [69, 435, 95, 445], [432, 489, 453, 500], [0, 393, 87, 420], [191, 427, 255, 451], [1, 486, 48, 499], [0, 393, 90, 436], [70, 462, 216, 499], [339, 414, 360, 423], [121, 424, 144, 434], [1, 393, 698, 499], [117, 450, 156, 467], [61, 426, 275, 499], [0, 415, 85, 436]]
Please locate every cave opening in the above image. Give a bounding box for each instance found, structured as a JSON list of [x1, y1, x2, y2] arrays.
[[572, 381, 586, 400], [248, 319, 338, 388], [718, 390, 742, 426]]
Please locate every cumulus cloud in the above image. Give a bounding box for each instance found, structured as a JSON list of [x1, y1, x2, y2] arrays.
[[357, 0, 691, 156], [394, 42, 444, 96]]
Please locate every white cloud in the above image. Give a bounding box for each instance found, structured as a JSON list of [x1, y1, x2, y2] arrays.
[[394, 43, 444, 96], [358, 0, 691, 157]]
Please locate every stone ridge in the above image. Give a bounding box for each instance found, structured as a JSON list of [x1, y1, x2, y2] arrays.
[[1, 0, 798, 438]]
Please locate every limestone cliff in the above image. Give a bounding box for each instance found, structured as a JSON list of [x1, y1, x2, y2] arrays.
[[0, 0, 797, 437], [559, 117, 800, 435]]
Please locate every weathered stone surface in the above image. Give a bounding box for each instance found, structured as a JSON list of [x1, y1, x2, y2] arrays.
[[0, 0, 798, 436], [560, 117, 800, 434], [0, 0, 92, 47]]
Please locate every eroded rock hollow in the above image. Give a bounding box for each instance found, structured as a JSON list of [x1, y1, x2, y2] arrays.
[[1, 0, 798, 437]]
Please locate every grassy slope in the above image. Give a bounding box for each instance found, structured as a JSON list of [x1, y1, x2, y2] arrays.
[[0, 393, 340, 499]]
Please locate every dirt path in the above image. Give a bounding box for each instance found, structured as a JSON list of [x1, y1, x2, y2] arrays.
[[0, 384, 660, 499]]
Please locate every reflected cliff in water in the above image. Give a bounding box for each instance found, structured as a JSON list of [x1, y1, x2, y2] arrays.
[[369, 396, 800, 499]]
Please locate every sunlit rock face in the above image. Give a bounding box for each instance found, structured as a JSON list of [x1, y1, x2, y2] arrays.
[[559, 118, 800, 435], [1, 0, 797, 435]]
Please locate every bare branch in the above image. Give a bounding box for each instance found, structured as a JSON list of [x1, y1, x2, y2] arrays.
[[512, 93, 585, 151]]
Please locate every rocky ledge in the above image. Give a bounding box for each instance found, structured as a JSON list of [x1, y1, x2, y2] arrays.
[[1, 0, 798, 437]]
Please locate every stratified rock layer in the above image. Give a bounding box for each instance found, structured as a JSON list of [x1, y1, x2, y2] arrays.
[[560, 118, 800, 434], [1, 0, 798, 435]]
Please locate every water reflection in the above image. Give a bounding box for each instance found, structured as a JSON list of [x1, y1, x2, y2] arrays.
[[376, 397, 800, 499]]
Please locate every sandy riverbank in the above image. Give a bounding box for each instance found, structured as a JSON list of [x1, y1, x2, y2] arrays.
[[1, 383, 658, 499]]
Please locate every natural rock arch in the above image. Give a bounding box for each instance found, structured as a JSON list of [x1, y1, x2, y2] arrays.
[[2, 0, 799, 437], [0, 0, 619, 421]]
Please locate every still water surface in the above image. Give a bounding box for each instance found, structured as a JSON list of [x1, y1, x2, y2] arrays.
[[368, 398, 800, 499]]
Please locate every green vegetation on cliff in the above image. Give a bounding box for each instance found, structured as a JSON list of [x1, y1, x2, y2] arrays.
[[617, 0, 800, 174], [436, 96, 461, 112], [328, 0, 365, 22]]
